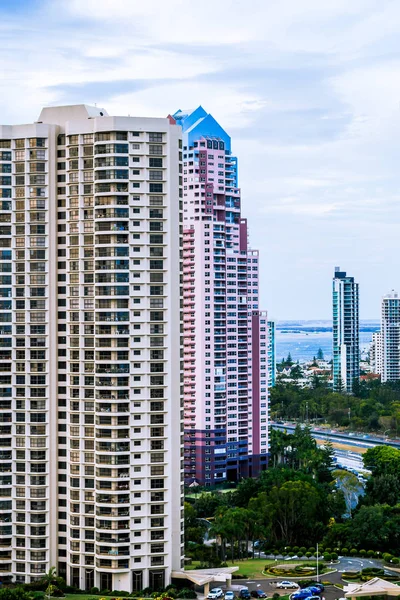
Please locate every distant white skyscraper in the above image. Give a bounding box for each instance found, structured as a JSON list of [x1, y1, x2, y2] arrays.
[[370, 331, 383, 376], [332, 267, 359, 393], [380, 290, 400, 382], [0, 105, 183, 591]]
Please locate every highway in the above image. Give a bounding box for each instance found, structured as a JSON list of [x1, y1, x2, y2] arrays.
[[272, 422, 400, 450]]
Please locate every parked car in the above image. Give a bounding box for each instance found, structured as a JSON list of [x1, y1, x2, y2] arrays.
[[208, 589, 224, 599], [239, 589, 251, 599], [251, 591, 267, 598], [306, 587, 322, 596], [276, 581, 298, 589], [292, 588, 315, 600], [309, 583, 324, 592], [225, 592, 235, 600]]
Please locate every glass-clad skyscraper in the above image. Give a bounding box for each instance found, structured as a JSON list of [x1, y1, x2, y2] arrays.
[[332, 266, 359, 393]]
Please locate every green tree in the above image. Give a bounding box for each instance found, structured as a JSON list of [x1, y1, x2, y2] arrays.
[[334, 377, 346, 394], [184, 501, 206, 545], [193, 492, 223, 518], [290, 365, 303, 379], [363, 473, 400, 506], [332, 469, 360, 515], [265, 480, 322, 545], [233, 477, 260, 507], [317, 348, 324, 360], [363, 445, 400, 476]]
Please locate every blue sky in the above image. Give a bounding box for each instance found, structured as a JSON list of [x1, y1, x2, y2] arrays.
[[1, 0, 400, 319]]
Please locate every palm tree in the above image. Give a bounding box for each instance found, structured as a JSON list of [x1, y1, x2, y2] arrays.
[[41, 567, 59, 599]]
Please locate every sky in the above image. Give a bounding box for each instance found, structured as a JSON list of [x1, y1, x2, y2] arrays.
[[1, 0, 400, 319]]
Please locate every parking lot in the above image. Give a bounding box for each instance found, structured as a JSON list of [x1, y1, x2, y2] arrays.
[[223, 579, 343, 600]]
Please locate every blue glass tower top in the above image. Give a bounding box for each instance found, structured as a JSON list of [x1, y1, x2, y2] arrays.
[[173, 106, 238, 187], [173, 106, 232, 152]]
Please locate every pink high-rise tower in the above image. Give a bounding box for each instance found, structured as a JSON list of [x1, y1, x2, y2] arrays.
[[173, 107, 269, 485]]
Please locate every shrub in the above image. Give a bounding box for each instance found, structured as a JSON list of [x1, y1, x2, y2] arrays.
[[367, 550, 375, 558], [299, 547, 307, 556], [362, 568, 384, 576], [383, 553, 393, 563], [305, 552, 312, 558], [272, 595, 280, 600], [293, 546, 299, 553], [91, 590, 100, 596], [308, 547, 315, 554], [342, 548, 349, 555], [391, 557, 399, 565], [350, 549, 358, 556], [176, 590, 196, 599], [298, 580, 317, 589], [323, 553, 331, 561], [343, 571, 360, 580], [331, 552, 338, 561], [359, 549, 366, 557], [285, 546, 291, 553]]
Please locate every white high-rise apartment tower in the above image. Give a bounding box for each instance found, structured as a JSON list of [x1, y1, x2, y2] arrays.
[[0, 105, 183, 591], [380, 290, 400, 382], [370, 331, 383, 376]]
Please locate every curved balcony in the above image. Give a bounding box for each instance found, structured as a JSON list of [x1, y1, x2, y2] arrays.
[[96, 365, 130, 375], [95, 221, 129, 233], [95, 378, 129, 389], [95, 558, 130, 571], [96, 442, 130, 453], [95, 430, 130, 441], [96, 493, 130, 505], [95, 208, 129, 219]]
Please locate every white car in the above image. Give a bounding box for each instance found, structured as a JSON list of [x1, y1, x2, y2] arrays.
[[208, 589, 224, 599], [225, 592, 235, 600], [276, 581, 298, 589]]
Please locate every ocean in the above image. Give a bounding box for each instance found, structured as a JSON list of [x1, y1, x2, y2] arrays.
[[276, 320, 380, 363]]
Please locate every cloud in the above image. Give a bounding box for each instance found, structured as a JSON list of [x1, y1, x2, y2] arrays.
[[1, 0, 400, 317]]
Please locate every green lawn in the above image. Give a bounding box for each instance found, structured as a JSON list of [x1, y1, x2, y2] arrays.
[[64, 595, 140, 600], [185, 557, 316, 579], [64, 596, 112, 600], [227, 558, 304, 579]]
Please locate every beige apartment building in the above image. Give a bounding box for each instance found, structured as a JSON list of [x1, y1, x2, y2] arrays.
[[0, 105, 184, 591]]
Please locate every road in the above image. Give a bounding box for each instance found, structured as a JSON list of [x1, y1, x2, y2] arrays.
[[272, 422, 400, 450], [333, 449, 366, 473], [228, 558, 397, 600]]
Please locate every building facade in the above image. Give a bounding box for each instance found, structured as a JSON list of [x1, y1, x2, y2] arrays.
[[370, 331, 383, 376], [379, 291, 400, 382], [173, 107, 269, 486], [267, 320, 276, 388], [0, 105, 184, 590], [332, 266, 359, 393]]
